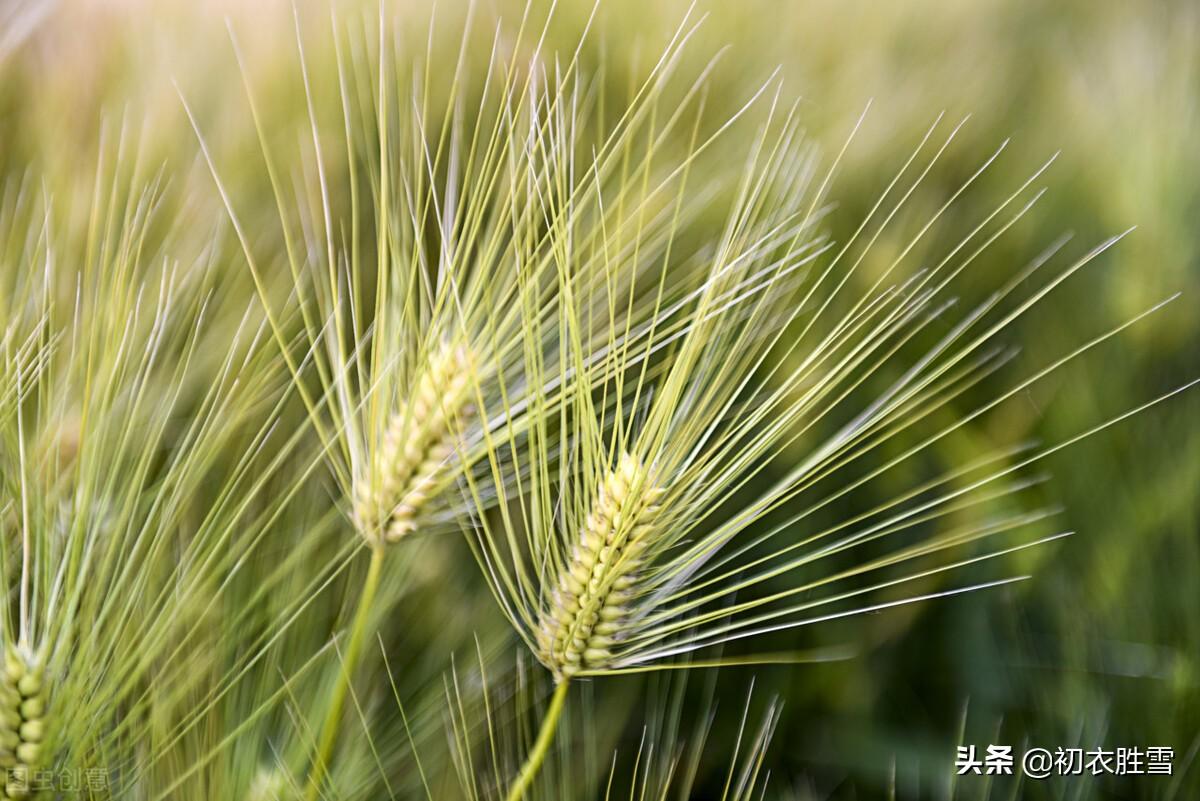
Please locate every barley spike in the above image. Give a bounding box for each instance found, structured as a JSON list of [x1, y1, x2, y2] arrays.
[[537, 453, 663, 679], [354, 343, 476, 544]]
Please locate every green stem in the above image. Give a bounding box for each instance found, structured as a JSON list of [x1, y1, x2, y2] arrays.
[[304, 545, 387, 801], [504, 678, 571, 801]]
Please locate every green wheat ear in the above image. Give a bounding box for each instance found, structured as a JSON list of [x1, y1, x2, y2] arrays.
[[353, 342, 478, 545], [536, 451, 664, 679], [0, 647, 46, 799]]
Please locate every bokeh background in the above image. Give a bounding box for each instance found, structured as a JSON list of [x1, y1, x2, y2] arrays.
[[1, 0, 1196, 798]]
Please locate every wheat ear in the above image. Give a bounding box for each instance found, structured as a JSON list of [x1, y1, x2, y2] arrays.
[[0, 648, 46, 800], [537, 452, 663, 680], [354, 343, 476, 544], [505, 454, 662, 801]]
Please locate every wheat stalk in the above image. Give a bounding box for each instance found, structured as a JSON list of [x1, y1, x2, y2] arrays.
[[440, 642, 781, 801]]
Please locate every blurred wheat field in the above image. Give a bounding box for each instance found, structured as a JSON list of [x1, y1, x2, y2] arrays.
[[0, 0, 1196, 799]]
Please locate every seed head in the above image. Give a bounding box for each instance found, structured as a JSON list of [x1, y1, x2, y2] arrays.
[[353, 343, 476, 545], [537, 453, 663, 679], [0, 648, 46, 799]]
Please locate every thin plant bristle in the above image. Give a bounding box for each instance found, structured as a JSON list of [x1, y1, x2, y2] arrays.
[[537, 452, 664, 680], [354, 342, 477, 544], [0, 647, 46, 799]]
